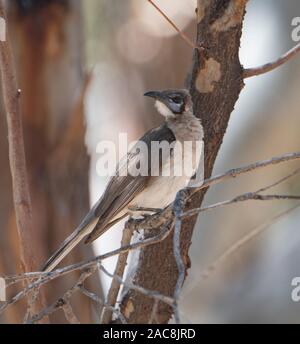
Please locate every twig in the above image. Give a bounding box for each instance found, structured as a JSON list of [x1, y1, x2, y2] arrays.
[[256, 167, 300, 193], [172, 190, 188, 324], [3, 219, 173, 286], [148, 299, 159, 324], [147, 0, 198, 50], [3, 153, 300, 303], [79, 286, 127, 324], [62, 301, 80, 324], [243, 42, 300, 78], [183, 166, 300, 218], [0, 222, 174, 315], [188, 151, 300, 197], [27, 268, 95, 324], [0, 1, 48, 321], [101, 221, 134, 324], [150, 159, 300, 322], [98, 263, 174, 306], [183, 194, 300, 218], [197, 203, 300, 282], [159, 157, 300, 322], [0, 0, 32, 272], [23, 287, 41, 323], [3, 154, 300, 320], [7, 153, 299, 285]]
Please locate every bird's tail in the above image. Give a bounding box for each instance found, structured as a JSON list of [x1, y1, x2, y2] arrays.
[[41, 217, 99, 272]]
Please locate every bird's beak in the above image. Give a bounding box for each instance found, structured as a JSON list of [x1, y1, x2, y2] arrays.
[[144, 91, 165, 101]]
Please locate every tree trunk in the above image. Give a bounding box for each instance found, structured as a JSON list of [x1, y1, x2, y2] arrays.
[[0, 0, 102, 323], [120, 0, 247, 324]]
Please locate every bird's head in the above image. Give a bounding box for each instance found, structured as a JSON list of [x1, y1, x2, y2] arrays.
[[144, 89, 192, 119]]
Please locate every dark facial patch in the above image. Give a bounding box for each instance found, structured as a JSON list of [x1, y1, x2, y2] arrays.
[[166, 93, 186, 114], [144, 89, 190, 115]]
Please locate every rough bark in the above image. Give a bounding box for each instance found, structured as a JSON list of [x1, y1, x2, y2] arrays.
[[0, 0, 102, 323], [120, 0, 246, 324]]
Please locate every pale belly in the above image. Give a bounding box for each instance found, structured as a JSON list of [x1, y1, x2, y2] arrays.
[[128, 139, 203, 211], [129, 175, 191, 210], [113, 139, 204, 219]]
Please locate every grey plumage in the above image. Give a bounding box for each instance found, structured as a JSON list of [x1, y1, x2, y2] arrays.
[[42, 89, 204, 272]]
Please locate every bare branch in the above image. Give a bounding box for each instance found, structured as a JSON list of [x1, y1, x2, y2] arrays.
[[27, 268, 95, 324], [0, 0, 33, 274], [101, 221, 134, 324], [4, 219, 173, 286], [183, 194, 300, 218], [189, 151, 300, 197], [98, 263, 174, 306], [256, 167, 300, 193], [170, 166, 300, 322], [0, 1, 48, 320], [79, 286, 127, 324], [147, 0, 198, 50], [172, 190, 188, 324], [197, 203, 300, 282], [148, 300, 159, 324], [243, 42, 300, 78], [183, 166, 300, 218], [62, 301, 80, 324], [3, 152, 300, 319], [0, 224, 174, 315]]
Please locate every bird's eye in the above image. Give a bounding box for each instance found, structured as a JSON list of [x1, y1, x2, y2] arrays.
[[170, 96, 182, 104]]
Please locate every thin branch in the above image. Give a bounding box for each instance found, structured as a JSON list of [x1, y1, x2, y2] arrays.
[[62, 301, 80, 324], [27, 268, 95, 324], [98, 263, 174, 306], [172, 190, 188, 324], [148, 299, 159, 324], [188, 151, 300, 197], [26, 298, 64, 324], [101, 221, 134, 324], [183, 194, 300, 218], [256, 167, 300, 193], [183, 166, 300, 218], [196, 203, 300, 283], [156, 157, 300, 322], [243, 42, 300, 78], [0, 0, 32, 271], [3, 154, 300, 320], [0, 223, 174, 315], [6, 153, 299, 284], [147, 0, 198, 50], [4, 219, 173, 286], [79, 286, 127, 324], [0, 1, 48, 320], [4, 153, 300, 286]]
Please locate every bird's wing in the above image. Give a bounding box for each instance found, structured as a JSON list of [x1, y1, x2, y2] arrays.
[[42, 123, 176, 271], [85, 123, 176, 243]]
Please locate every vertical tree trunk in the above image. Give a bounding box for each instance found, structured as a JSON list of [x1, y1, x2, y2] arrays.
[[0, 92, 19, 323], [0, 0, 102, 323], [120, 0, 247, 324]]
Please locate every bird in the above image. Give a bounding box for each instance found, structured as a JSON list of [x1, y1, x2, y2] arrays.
[[42, 89, 204, 272]]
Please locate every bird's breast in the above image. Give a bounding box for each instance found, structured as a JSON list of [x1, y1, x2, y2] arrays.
[[129, 139, 203, 210]]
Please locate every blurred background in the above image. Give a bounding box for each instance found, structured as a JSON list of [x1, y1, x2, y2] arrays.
[[1, 0, 300, 323]]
